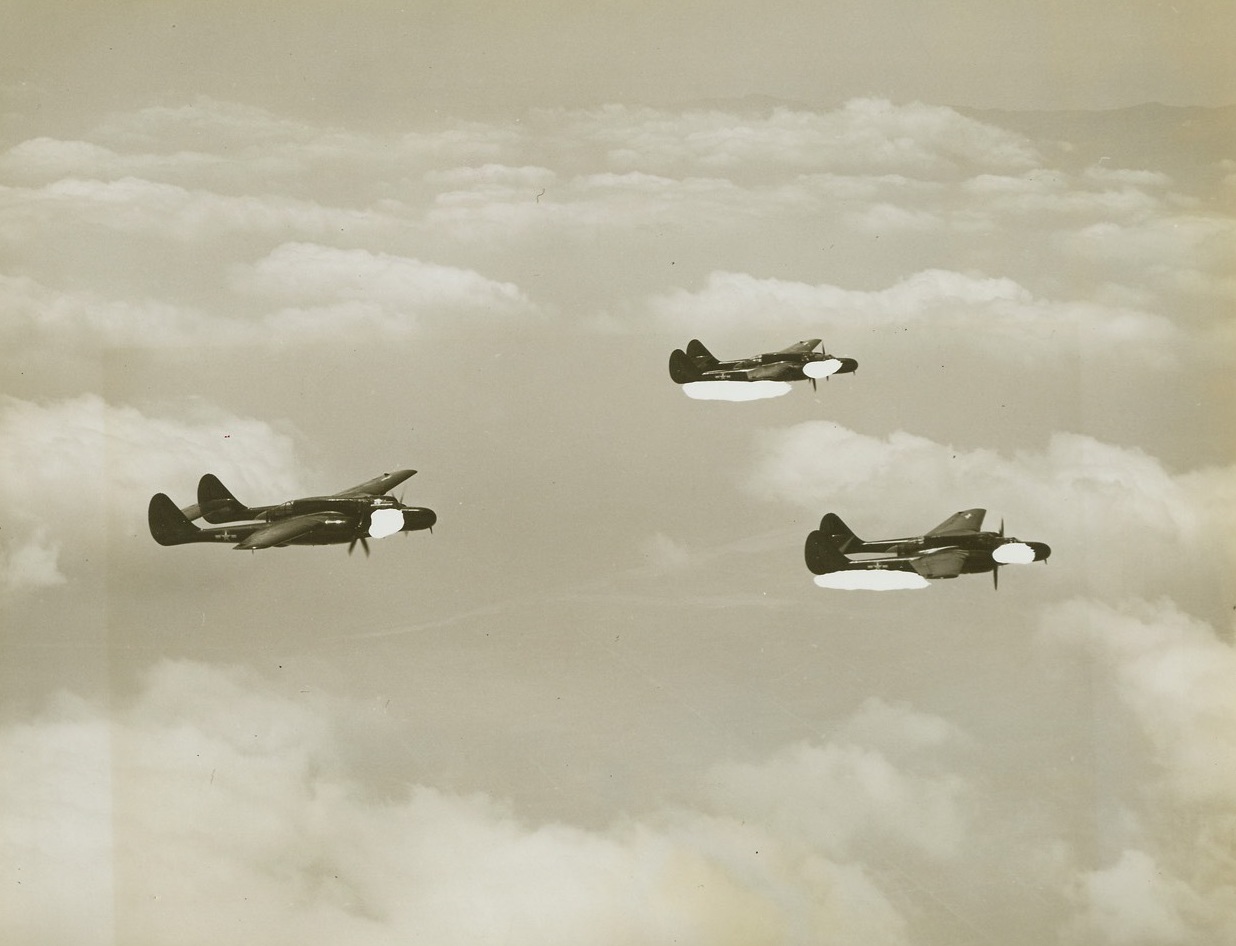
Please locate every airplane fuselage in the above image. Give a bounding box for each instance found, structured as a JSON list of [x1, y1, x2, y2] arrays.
[[708, 352, 816, 370], [180, 507, 436, 548], [671, 340, 857, 386], [857, 533, 1050, 561], [696, 353, 857, 373], [258, 494, 403, 521], [188, 517, 356, 546]]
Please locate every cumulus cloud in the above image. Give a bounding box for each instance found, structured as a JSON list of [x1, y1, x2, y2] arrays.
[[0, 244, 533, 350], [423, 163, 557, 190], [235, 242, 534, 327], [5, 98, 1223, 350], [707, 698, 972, 861], [1061, 213, 1236, 302], [409, 101, 1085, 247], [0, 176, 384, 243], [0, 136, 148, 180], [1044, 598, 1236, 804], [0, 528, 66, 592], [0, 394, 304, 592], [8, 97, 1039, 192], [423, 168, 756, 243], [2, 98, 525, 188], [96, 98, 332, 156], [6, 612, 1236, 946], [1067, 849, 1194, 945], [747, 422, 1235, 604], [1043, 598, 1236, 943], [649, 269, 1178, 360], [0, 273, 207, 348], [960, 168, 1170, 221], [0, 660, 921, 946], [550, 99, 1041, 179]]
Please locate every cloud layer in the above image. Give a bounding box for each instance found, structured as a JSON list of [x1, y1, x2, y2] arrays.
[[649, 269, 1179, 361], [3, 98, 1229, 364], [0, 662, 926, 945], [1043, 598, 1236, 944], [7, 610, 1235, 946]]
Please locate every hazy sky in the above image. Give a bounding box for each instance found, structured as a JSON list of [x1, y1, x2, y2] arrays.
[[2, 3, 1234, 945], [3, 0, 1235, 130]]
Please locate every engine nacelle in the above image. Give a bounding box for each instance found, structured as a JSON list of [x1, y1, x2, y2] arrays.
[[803, 358, 843, 379], [366, 507, 406, 539], [992, 541, 1037, 564], [401, 508, 437, 532]]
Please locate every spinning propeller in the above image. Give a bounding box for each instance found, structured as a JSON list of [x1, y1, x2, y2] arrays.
[[993, 518, 1004, 590], [348, 537, 370, 557]]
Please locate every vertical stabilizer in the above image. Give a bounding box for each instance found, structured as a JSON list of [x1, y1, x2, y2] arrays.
[[804, 529, 853, 575], [684, 339, 719, 368], [669, 349, 705, 384], [818, 513, 865, 552], [148, 493, 202, 546], [197, 474, 254, 523]]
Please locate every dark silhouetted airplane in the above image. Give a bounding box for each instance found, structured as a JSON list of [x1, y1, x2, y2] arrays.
[[149, 470, 435, 555], [669, 338, 857, 390], [805, 509, 1049, 589]]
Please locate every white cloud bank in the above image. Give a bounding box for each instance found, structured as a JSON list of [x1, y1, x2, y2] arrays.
[[3, 98, 1228, 359], [0, 274, 208, 348], [0, 394, 304, 592], [7, 594, 1236, 946], [0, 175, 383, 244], [0, 242, 534, 350], [1044, 598, 1236, 944], [553, 99, 1042, 179], [0, 663, 939, 946], [232, 242, 536, 337]]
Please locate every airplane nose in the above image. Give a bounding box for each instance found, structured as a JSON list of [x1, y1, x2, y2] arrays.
[[1030, 541, 1051, 561], [838, 358, 859, 373], [402, 508, 437, 532]]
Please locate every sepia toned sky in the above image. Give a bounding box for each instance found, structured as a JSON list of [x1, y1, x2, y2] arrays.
[[2, 3, 1234, 945]]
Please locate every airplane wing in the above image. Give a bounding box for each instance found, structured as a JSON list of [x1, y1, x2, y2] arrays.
[[774, 339, 822, 354], [925, 508, 986, 536], [235, 513, 342, 550], [333, 470, 416, 498], [909, 547, 969, 579]]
